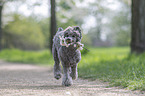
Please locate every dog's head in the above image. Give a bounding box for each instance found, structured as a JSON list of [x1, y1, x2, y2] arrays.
[[63, 26, 82, 44]]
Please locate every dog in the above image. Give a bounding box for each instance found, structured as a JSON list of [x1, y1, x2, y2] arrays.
[[52, 26, 83, 86]]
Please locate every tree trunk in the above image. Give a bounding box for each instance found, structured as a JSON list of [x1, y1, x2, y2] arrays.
[[49, 0, 56, 52], [131, 0, 145, 54], [0, 5, 3, 51]]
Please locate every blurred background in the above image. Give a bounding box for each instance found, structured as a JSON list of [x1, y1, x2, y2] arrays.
[[0, 0, 131, 50]]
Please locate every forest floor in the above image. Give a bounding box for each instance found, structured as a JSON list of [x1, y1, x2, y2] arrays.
[[0, 60, 144, 96]]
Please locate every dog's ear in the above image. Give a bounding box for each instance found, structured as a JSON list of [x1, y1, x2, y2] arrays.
[[64, 26, 73, 32], [58, 27, 63, 32], [73, 26, 82, 39]]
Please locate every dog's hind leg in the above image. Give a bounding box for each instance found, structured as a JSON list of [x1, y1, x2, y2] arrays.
[[52, 45, 62, 80]]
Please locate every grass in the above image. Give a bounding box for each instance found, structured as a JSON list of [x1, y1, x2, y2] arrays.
[[0, 47, 145, 90], [0, 49, 54, 65], [79, 47, 145, 91]]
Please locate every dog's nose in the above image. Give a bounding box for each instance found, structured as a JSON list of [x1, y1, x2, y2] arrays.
[[67, 38, 71, 41], [72, 40, 74, 42], [66, 39, 71, 44]]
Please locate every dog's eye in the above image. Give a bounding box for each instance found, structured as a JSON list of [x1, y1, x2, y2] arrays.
[[72, 35, 75, 37], [66, 35, 69, 37]]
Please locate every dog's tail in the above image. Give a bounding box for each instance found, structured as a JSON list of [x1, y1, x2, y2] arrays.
[[57, 27, 63, 32]]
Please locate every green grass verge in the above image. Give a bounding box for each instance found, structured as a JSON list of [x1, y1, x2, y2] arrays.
[[0, 49, 54, 65], [79, 47, 145, 91], [0, 47, 145, 90]]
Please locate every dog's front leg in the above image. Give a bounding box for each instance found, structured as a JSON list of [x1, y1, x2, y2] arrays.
[[52, 46, 62, 80], [62, 64, 73, 86], [70, 64, 78, 80]]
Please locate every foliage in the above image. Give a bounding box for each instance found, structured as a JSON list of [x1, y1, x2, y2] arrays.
[[82, 0, 131, 47], [81, 33, 92, 46], [3, 14, 45, 50], [56, 0, 86, 29], [56, 13, 77, 30], [107, 2, 131, 46], [84, 0, 131, 47], [38, 17, 50, 48], [56, 0, 131, 47], [3, 0, 132, 48], [78, 47, 145, 91], [0, 49, 53, 65]]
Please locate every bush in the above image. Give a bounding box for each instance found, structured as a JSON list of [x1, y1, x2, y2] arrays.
[[3, 14, 45, 50]]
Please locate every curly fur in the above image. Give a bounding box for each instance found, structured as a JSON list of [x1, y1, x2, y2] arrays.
[[52, 26, 82, 86]]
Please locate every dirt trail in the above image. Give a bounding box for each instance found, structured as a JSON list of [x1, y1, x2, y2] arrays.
[[0, 60, 144, 96]]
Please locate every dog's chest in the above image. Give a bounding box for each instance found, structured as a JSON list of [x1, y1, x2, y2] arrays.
[[59, 47, 81, 65]]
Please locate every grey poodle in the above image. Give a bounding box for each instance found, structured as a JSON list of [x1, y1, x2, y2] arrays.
[[52, 26, 84, 86]]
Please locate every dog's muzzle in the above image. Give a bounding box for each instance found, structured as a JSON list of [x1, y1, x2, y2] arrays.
[[65, 37, 75, 44], [65, 38, 72, 44]]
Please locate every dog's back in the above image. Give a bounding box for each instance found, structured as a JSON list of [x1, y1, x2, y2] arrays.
[[53, 27, 64, 50]]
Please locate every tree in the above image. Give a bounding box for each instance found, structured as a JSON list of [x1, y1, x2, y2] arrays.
[[50, 0, 56, 52], [0, 0, 4, 51], [131, 0, 145, 54]]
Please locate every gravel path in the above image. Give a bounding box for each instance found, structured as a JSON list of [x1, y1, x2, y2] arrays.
[[0, 60, 144, 96]]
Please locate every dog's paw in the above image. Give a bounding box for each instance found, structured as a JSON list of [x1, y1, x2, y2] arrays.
[[71, 75, 78, 80], [54, 67, 62, 80], [54, 73, 61, 80], [54, 70, 61, 80], [70, 72, 78, 80], [62, 77, 73, 86]]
